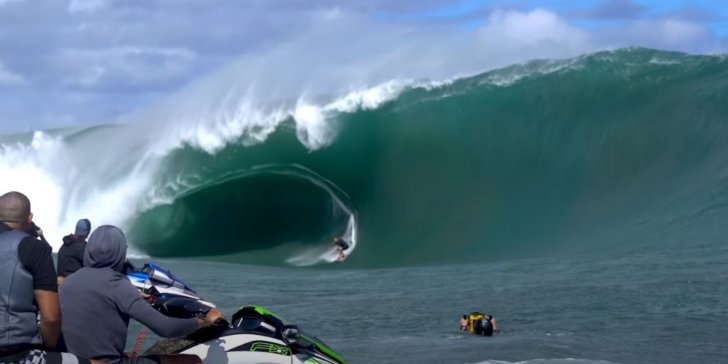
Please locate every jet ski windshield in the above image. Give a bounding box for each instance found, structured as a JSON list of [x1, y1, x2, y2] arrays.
[[140, 263, 196, 293]]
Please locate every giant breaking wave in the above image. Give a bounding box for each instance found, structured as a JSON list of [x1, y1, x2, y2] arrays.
[[2, 48, 728, 267]]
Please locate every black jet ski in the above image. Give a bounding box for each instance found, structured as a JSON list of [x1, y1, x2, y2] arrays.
[[128, 263, 345, 364]]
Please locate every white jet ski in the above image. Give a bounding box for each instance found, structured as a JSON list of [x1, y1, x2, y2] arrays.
[[127, 263, 344, 364]]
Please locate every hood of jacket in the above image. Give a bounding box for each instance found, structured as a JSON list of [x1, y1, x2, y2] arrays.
[[62, 234, 85, 246], [83, 225, 127, 272]]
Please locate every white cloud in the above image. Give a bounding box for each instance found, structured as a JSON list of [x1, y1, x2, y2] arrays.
[[631, 18, 711, 45], [56, 46, 198, 88], [0, 0, 24, 6], [316, 7, 346, 21], [471, 9, 716, 57], [592, 17, 715, 52], [0, 2, 726, 134], [477, 9, 591, 50], [68, 0, 110, 14], [0, 62, 26, 86]]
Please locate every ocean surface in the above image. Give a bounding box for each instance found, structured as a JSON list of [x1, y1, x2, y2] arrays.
[[3, 47, 728, 362], [126, 244, 728, 364]]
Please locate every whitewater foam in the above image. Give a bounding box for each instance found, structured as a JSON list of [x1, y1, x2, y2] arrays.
[[0, 75, 424, 254], [0, 132, 66, 240], [480, 57, 583, 87], [294, 79, 457, 149], [1, 129, 163, 251]]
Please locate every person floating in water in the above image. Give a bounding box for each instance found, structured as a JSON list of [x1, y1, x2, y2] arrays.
[[463, 312, 498, 336], [332, 237, 350, 262], [460, 315, 469, 331], [473, 313, 497, 336]]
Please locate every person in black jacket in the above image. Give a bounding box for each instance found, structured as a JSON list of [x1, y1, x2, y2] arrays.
[[57, 219, 91, 285]]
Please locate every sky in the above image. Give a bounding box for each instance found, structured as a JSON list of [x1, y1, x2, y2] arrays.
[[0, 0, 727, 133]]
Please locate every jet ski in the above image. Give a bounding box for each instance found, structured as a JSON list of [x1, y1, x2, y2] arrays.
[[127, 263, 217, 312], [127, 263, 345, 364]]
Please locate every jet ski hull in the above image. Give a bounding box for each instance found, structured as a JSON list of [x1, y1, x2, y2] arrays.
[[128, 264, 345, 364]]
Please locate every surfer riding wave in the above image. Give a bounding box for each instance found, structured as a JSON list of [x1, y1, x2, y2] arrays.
[[332, 237, 351, 262]]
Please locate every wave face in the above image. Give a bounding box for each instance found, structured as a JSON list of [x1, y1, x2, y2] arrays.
[[2, 48, 728, 267]]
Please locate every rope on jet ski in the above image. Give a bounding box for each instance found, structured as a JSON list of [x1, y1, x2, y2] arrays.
[[130, 327, 147, 358]]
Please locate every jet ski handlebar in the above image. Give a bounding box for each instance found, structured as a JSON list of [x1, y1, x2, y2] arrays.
[[142, 286, 228, 326]]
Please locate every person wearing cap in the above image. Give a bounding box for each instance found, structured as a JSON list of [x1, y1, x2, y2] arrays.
[[0, 191, 87, 364], [60, 225, 223, 364], [57, 219, 91, 285]]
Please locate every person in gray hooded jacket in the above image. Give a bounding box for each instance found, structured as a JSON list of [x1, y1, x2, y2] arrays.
[[59, 225, 223, 364]]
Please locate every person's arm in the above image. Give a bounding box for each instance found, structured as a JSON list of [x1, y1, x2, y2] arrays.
[[30, 223, 48, 245], [129, 298, 198, 337], [194, 309, 224, 329], [18, 238, 59, 348], [57, 244, 84, 282], [56, 247, 67, 282], [34, 290, 61, 349], [117, 282, 201, 337], [127, 294, 224, 335]]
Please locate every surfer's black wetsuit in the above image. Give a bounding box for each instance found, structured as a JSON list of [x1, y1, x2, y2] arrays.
[[334, 239, 350, 251]]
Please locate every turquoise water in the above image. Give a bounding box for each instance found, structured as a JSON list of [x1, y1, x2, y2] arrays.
[[129, 240, 728, 363], [5, 47, 728, 362], [125, 48, 728, 267], [5, 48, 728, 267]]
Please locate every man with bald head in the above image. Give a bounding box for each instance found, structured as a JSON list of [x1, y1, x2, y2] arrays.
[[0, 191, 85, 364]]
